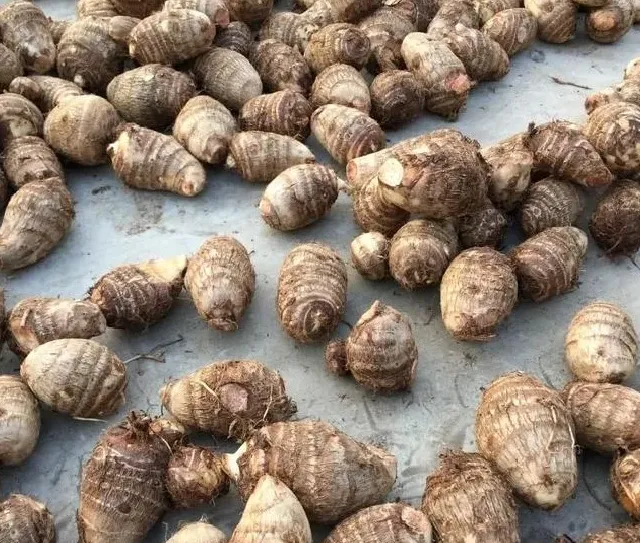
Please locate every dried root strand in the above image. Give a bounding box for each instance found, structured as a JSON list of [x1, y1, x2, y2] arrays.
[[2, 136, 65, 190], [475, 0, 521, 24], [8, 75, 84, 113], [184, 236, 255, 331], [160, 359, 296, 440], [519, 177, 584, 237], [260, 164, 343, 231], [21, 339, 127, 418], [109, 123, 207, 197], [277, 243, 348, 343], [440, 247, 517, 341], [0, 93, 43, 148], [0, 179, 74, 271], [7, 297, 106, 357], [310, 64, 371, 113], [370, 70, 424, 128], [0, 376, 40, 466], [423, 451, 519, 543], [476, 372, 578, 509], [350, 232, 390, 280], [456, 204, 507, 249], [524, 0, 576, 43], [226, 131, 315, 183], [224, 420, 397, 524], [227, 0, 273, 24], [0, 44, 22, 91], [565, 301, 638, 384], [612, 448, 640, 519], [250, 40, 313, 96], [382, 0, 439, 31], [482, 8, 538, 56], [165, 0, 230, 26], [89, 255, 187, 330], [353, 176, 410, 236], [214, 21, 253, 56], [168, 522, 228, 543], [304, 23, 371, 74], [165, 445, 230, 508], [587, 0, 634, 43], [259, 12, 320, 53], [173, 96, 237, 165], [0, 495, 55, 543]]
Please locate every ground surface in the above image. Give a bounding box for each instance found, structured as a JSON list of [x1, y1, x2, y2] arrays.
[[1, 2, 640, 541]]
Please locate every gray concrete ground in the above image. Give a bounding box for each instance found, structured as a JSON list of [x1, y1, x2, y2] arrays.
[[1, 2, 640, 541]]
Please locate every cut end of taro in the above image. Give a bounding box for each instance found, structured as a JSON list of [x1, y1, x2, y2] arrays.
[[222, 441, 247, 482], [378, 158, 404, 188]]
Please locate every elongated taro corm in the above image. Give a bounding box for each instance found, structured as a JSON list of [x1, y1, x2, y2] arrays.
[[223, 420, 397, 523], [304, 23, 371, 73], [184, 236, 255, 331], [524, 0, 576, 43], [353, 176, 410, 236], [456, 204, 507, 249], [160, 359, 296, 440], [2, 136, 65, 189], [239, 91, 312, 141], [9, 75, 84, 113], [0, 376, 40, 466], [382, 0, 438, 31], [165, 0, 230, 26], [251, 40, 313, 96], [587, 0, 634, 43], [350, 232, 390, 280], [214, 21, 252, 56], [426, 0, 479, 38], [227, 0, 272, 24], [0, 495, 55, 543], [0, 93, 43, 147], [259, 12, 319, 53], [310, 64, 371, 113], [475, 0, 521, 24], [370, 70, 424, 128], [300, 0, 336, 29], [482, 8, 537, 56], [167, 522, 228, 543], [77, 0, 118, 17]]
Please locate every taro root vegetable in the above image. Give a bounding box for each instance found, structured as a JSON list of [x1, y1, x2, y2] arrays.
[[168, 522, 228, 543], [239, 91, 312, 141], [57, 16, 139, 94], [376, 134, 488, 217], [214, 21, 252, 56], [582, 525, 640, 542], [326, 0, 382, 22], [165, 445, 230, 508], [224, 420, 397, 523], [108, 123, 207, 197], [325, 503, 431, 543], [0, 93, 43, 147], [0, 495, 55, 543], [2, 136, 64, 190], [226, 131, 315, 183], [401, 33, 471, 119], [129, 9, 215, 65], [251, 40, 313, 95], [457, 204, 507, 249], [527, 121, 614, 187], [260, 164, 343, 231], [165, 0, 230, 26], [585, 79, 640, 113], [370, 70, 424, 128], [48, 19, 72, 43], [565, 301, 638, 383], [110, 0, 164, 17], [310, 64, 371, 113], [0, 0, 56, 74], [0, 44, 22, 91], [300, 0, 337, 29], [423, 450, 519, 543], [89, 255, 187, 330], [426, 0, 479, 38], [260, 12, 320, 53], [476, 372, 578, 509], [475, 0, 522, 24], [612, 449, 640, 518], [350, 232, 390, 280], [173, 96, 236, 165], [77, 0, 118, 17], [304, 23, 371, 74], [327, 301, 418, 391], [227, 0, 273, 24], [8, 75, 84, 113], [590, 180, 640, 256], [482, 8, 538, 56], [563, 381, 640, 454], [21, 339, 127, 417], [277, 243, 347, 343], [353, 176, 410, 236], [510, 226, 587, 302], [160, 359, 296, 439], [519, 177, 584, 237], [7, 297, 106, 357], [148, 418, 187, 448], [0, 376, 40, 466], [524, 0, 576, 43], [77, 413, 172, 542], [106, 65, 197, 130], [584, 102, 640, 177], [382, 0, 439, 31], [194, 48, 263, 111], [587, 0, 634, 43], [44, 95, 121, 166], [440, 248, 517, 340], [184, 236, 255, 331], [481, 133, 533, 212], [389, 219, 458, 289], [229, 475, 312, 543], [0, 179, 74, 271], [311, 105, 386, 165]]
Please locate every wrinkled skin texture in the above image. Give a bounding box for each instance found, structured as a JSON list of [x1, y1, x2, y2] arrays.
[[111, 0, 164, 17], [351, 232, 390, 280], [251, 40, 313, 96], [612, 448, 640, 518], [310, 64, 371, 113], [457, 204, 507, 249], [160, 359, 296, 440], [184, 236, 255, 331], [165, 0, 229, 24], [0, 376, 40, 466], [585, 78, 640, 113], [582, 525, 640, 543], [423, 451, 519, 543], [0, 93, 43, 148], [277, 243, 348, 343], [214, 21, 252, 56], [259, 12, 319, 53], [77, 0, 118, 17], [587, 0, 634, 43], [227, 0, 273, 24], [224, 420, 397, 524], [482, 8, 537, 56], [427, 0, 479, 37], [0, 494, 56, 543], [0, 44, 22, 91], [475, 0, 521, 24], [21, 339, 127, 417], [353, 176, 410, 236], [382, 0, 438, 31], [304, 23, 371, 74], [2, 136, 64, 190], [476, 372, 578, 510], [240, 91, 312, 141], [168, 522, 228, 543], [370, 70, 424, 128], [524, 0, 576, 43]]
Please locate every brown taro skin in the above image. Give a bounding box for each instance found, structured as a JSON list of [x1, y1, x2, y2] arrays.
[[250, 40, 313, 96], [476, 372, 578, 510], [2, 136, 65, 190], [277, 243, 348, 343], [457, 204, 507, 249], [524, 0, 576, 44], [227, 0, 273, 25], [304, 23, 371, 74], [0, 44, 22, 91], [239, 91, 312, 141], [164, 0, 230, 27], [353, 176, 410, 237], [0, 494, 56, 543], [582, 525, 640, 543], [259, 12, 319, 53], [423, 450, 520, 543], [223, 419, 397, 524], [324, 503, 432, 543], [0, 93, 43, 148], [611, 448, 640, 519], [214, 21, 252, 56], [370, 70, 424, 128], [586, 0, 634, 43], [382, 0, 439, 31], [350, 232, 390, 280], [482, 8, 537, 56], [310, 64, 371, 113], [159, 359, 296, 441], [77, 413, 172, 543], [0, 375, 40, 466]]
